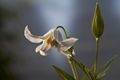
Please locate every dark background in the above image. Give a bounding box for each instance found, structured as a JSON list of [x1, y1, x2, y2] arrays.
[[0, 0, 120, 80]]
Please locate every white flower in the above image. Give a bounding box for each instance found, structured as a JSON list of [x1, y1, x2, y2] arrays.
[[57, 37, 78, 57], [24, 25, 56, 56], [51, 29, 78, 57], [24, 25, 78, 57]]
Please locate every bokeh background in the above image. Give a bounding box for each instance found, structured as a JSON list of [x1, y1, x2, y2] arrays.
[[0, 0, 120, 80]]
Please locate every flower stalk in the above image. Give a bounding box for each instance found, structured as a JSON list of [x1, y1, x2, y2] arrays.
[[56, 26, 68, 38], [94, 38, 100, 76], [56, 26, 80, 80], [69, 50, 80, 80], [92, 2, 104, 77]]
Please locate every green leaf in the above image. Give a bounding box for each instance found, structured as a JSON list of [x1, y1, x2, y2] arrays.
[[52, 65, 75, 80], [92, 2, 104, 38], [70, 57, 95, 80], [96, 56, 116, 79], [82, 75, 87, 80]]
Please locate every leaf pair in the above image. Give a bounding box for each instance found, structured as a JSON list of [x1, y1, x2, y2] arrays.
[[53, 57, 94, 80], [96, 56, 116, 79], [70, 57, 95, 80], [52, 56, 115, 80]]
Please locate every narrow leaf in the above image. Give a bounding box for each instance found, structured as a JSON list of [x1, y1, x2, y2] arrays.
[[96, 56, 116, 79], [70, 57, 95, 80], [52, 65, 75, 80]]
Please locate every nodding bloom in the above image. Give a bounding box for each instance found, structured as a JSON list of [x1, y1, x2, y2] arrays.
[[24, 25, 78, 57]]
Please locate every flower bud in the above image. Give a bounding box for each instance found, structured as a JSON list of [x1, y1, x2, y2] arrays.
[[92, 2, 104, 38]]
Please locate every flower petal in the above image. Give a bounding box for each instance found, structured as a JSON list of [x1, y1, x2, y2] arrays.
[[35, 44, 43, 53], [35, 44, 47, 56], [60, 37, 78, 51], [35, 41, 52, 56], [39, 50, 46, 56], [41, 28, 55, 39], [72, 49, 75, 55], [24, 26, 42, 43]]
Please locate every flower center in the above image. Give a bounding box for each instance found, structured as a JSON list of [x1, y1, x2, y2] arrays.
[[46, 37, 52, 45]]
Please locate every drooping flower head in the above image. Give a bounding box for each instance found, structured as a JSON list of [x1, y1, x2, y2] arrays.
[[24, 25, 78, 57]]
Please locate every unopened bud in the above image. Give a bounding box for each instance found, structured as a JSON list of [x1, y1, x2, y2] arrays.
[[92, 2, 104, 38]]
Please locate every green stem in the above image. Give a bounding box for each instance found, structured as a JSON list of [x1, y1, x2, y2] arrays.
[[69, 57, 80, 80], [94, 38, 100, 76], [56, 26, 68, 38], [56, 26, 80, 80]]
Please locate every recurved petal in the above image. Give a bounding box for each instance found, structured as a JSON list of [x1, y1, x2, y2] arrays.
[[35, 41, 46, 53], [39, 50, 46, 56], [35, 44, 43, 53], [61, 37, 78, 47], [41, 28, 56, 39], [60, 37, 78, 50], [24, 26, 42, 43], [35, 44, 47, 56], [35, 41, 52, 56]]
